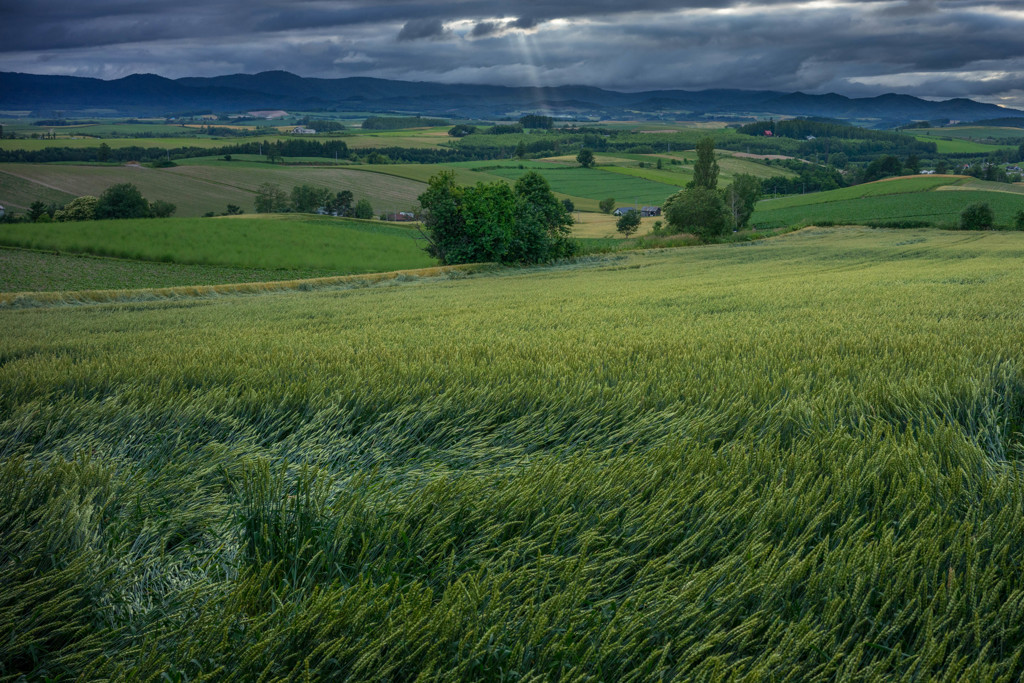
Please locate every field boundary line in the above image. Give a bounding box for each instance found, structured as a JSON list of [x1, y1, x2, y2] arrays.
[[0, 262, 499, 309], [0, 168, 76, 194]]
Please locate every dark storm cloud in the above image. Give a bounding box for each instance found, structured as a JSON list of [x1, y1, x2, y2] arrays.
[[1, 1, 1023, 107], [471, 21, 500, 38], [397, 18, 452, 42]]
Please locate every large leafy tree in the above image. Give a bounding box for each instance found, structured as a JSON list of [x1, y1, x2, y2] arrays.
[[290, 184, 331, 213], [419, 170, 576, 265], [663, 187, 730, 242], [95, 183, 150, 219], [616, 209, 641, 237], [327, 190, 354, 216], [723, 174, 762, 230], [353, 199, 374, 219], [149, 200, 177, 219], [53, 196, 98, 222], [510, 172, 576, 262], [255, 182, 289, 213]]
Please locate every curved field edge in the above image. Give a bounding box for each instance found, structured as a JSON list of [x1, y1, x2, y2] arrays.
[[0, 262, 498, 309]]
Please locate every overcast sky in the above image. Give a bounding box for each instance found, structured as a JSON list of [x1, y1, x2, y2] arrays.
[[2, 0, 1023, 108]]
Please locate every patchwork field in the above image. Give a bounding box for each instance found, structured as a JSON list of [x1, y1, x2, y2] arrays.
[[752, 175, 1024, 227], [3, 228, 1024, 679], [0, 162, 426, 216], [0, 215, 435, 275]]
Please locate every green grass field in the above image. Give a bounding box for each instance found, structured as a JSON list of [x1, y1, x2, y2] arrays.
[[909, 125, 1024, 141], [3, 228, 1024, 679], [911, 136, 1006, 154], [0, 247, 351, 293], [0, 215, 436, 274], [752, 175, 1024, 227], [758, 175, 961, 210], [755, 190, 1024, 227]]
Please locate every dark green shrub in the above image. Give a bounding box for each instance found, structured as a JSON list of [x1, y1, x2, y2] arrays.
[[95, 183, 150, 220], [959, 203, 994, 231]]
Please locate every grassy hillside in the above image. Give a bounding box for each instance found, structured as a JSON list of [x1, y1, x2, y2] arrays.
[[0, 215, 436, 274], [909, 125, 1024, 141], [0, 162, 426, 216], [3, 229, 1024, 679], [912, 136, 1006, 154], [0, 247, 353, 293], [753, 175, 1024, 227]]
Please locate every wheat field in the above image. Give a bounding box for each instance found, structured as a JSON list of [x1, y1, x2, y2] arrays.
[[2, 227, 1024, 680]]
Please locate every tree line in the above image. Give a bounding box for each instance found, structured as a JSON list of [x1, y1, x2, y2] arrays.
[[654, 137, 763, 241], [418, 171, 576, 265], [8, 183, 175, 223], [254, 183, 375, 218]]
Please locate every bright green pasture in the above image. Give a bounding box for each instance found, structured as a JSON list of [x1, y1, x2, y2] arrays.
[[911, 135, 1007, 154], [753, 187, 1024, 227], [910, 126, 1024, 141], [0, 215, 435, 273], [757, 175, 961, 211], [3, 229, 1024, 679]]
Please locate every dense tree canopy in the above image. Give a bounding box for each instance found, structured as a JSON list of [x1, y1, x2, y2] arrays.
[[255, 183, 289, 214], [95, 183, 150, 220], [53, 195, 98, 222], [418, 170, 576, 265], [663, 187, 730, 242], [724, 174, 762, 229]]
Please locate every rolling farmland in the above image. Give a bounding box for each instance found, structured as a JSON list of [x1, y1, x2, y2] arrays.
[[0, 162, 427, 216], [752, 175, 1024, 227], [3, 228, 1024, 679], [0, 215, 435, 275], [484, 165, 682, 205]]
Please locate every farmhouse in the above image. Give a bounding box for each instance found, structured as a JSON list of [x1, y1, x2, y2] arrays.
[[291, 127, 316, 134], [613, 206, 661, 217], [383, 211, 417, 222]]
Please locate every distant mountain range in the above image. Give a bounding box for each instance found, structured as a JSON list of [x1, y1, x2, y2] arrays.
[[2, 70, 1021, 125]]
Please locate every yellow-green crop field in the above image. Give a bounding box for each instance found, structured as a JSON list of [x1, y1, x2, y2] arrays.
[[3, 228, 1024, 679]]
